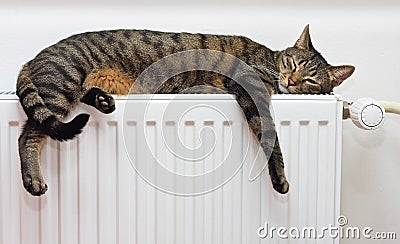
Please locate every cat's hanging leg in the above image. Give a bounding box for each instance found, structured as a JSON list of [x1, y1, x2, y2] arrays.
[[18, 121, 48, 196], [234, 90, 289, 194], [267, 137, 289, 194]]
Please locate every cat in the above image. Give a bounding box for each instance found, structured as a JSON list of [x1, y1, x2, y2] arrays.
[[16, 25, 354, 196]]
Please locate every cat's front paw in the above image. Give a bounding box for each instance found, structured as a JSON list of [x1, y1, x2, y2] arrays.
[[272, 176, 289, 194], [95, 94, 115, 114], [23, 173, 48, 196]]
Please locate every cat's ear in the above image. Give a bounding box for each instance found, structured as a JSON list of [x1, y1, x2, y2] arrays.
[[294, 25, 314, 51], [328, 65, 355, 87]]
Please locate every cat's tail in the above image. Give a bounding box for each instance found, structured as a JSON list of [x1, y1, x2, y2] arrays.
[[16, 63, 90, 141]]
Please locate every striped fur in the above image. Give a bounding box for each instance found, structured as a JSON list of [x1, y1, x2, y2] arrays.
[[16, 25, 354, 196], [17, 64, 90, 141]]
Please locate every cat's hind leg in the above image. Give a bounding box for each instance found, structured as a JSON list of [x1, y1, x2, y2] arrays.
[[18, 121, 48, 196], [81, 67, 134, 114], [81, 87, 116, 114]]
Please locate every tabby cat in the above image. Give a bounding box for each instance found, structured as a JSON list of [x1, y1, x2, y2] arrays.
[[16, 25, 354, 196]]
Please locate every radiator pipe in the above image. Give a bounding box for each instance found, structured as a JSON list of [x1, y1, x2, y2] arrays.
[[378, 101, 400, 115]]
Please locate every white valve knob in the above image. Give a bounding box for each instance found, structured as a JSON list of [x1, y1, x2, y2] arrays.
[[349, 98, 385, 130]]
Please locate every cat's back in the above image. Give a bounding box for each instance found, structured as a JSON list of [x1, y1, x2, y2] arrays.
[[32, 29, 255, 66], [26, 29, 263, 89]]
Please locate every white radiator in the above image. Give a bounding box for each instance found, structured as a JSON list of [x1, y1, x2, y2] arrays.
[[0, 93, 343, 244]]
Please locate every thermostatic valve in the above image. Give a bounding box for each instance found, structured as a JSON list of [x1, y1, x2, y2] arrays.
[[349, 98, 385, 130]]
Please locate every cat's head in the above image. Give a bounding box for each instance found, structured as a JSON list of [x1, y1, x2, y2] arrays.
[[276, 25, 354, 94]]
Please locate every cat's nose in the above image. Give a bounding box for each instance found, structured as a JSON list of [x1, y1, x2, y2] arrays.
[[288, 78, 296, 86]]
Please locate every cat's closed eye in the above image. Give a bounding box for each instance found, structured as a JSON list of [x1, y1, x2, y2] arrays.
[[303, 78, 318, 85]]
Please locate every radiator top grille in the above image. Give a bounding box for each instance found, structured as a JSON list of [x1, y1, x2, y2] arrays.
[[0, 91, 16, 95], [0, 91, 341, 103]]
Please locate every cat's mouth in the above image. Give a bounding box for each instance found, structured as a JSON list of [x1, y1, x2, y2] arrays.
[[278, 83, 291, 94], [278, 73, 293, 94]]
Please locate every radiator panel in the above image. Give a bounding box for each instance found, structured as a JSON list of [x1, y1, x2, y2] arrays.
[[0, 94, 342, 244]]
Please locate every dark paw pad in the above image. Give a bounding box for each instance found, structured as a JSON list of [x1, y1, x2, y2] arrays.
[[23, 174, 48, 196], [95, 94, 115, 114]]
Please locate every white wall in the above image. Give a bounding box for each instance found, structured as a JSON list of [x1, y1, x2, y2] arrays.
[[1, 1, 399, 243]]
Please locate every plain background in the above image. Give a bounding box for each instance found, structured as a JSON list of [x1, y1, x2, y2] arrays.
[[1, 1, 399, 243]]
